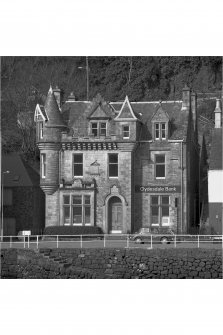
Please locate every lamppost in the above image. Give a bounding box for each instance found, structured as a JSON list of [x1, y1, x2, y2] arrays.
[[1, 170, 10, 241], [78, 56, 89, 101]]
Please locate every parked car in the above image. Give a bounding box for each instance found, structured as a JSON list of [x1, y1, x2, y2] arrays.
[[130, 227, 175, 244], [212, 235, 222, 243]]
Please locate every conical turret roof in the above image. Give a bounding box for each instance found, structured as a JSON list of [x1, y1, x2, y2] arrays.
[[44, 86, 66, 128]]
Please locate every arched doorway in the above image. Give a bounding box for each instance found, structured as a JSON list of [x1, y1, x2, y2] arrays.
[[108, 196, 123, 233]]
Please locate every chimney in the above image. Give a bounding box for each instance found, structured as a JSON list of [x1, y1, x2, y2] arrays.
[[67, 92, 76, 102], [214, 99, 222, 128], [191, 91, 197, 130], [53, 86, 62, 109], [182, 84, 191, 111]]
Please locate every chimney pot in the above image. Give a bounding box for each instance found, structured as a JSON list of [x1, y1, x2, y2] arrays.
[[214, 99, 222, 128], [68, 92, 76, 101]]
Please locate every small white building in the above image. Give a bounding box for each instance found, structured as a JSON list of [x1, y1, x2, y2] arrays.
[[208, 99, 223, 234]]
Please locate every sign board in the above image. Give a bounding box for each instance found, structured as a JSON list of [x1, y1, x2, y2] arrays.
[[135, 185, 181, 193]]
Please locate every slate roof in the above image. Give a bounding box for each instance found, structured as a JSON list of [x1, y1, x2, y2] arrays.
[[61, 99, 189, 141], [2, 153, 40, 187], [112, 101, 188, 140], [44, 87, 66, 128], [209, 128, 223, 170]]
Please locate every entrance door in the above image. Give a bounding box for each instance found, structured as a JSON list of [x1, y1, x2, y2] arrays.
[[108, 196, 123, 233]]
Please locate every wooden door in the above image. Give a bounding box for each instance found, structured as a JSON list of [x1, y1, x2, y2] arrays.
[[108, 196, 123, 233], [111, 203, 123, 231]]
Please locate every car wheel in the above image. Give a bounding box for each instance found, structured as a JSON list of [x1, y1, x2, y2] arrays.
[[135, 237, 143, 244], [160, 237, 168, 244]]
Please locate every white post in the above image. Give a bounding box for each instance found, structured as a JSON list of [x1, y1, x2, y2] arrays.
[[28, 235, 30, 249], [80, 235, 83, 249], [23, 235, 26, 248], [150, 235, 153, 249], [174, 235, 177, 248], [104, 234, 106, 248], [10, 236, 12, 248], [127, 234, 129, 249], [37, 235, 39, 249], [198, 235, 200, 248], [57, 235, 59, 248]]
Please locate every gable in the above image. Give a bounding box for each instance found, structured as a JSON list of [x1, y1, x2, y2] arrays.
[[87, 93, 114, 120], [115, 96, 137, 121], [151, 104, 169, 122], [34, 104, 48, 122], [89, 104, 110, 119]]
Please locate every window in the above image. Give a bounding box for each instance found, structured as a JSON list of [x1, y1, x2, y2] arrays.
[[151, 195, 170, 226], [123, 125, 130, 139], [63, 194, 91, 225], [39, 122, 43, 139], [155, 154, 165, 179], [161, 123, 166, 139], [73, 154, 83, 177], [41, 154, 46, 178], [154, 123, 166, 140], [108, 153, 118, 178], [91, 122, 107, 136]]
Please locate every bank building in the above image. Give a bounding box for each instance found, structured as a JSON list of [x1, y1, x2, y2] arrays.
[[34, 85, 200, 234]]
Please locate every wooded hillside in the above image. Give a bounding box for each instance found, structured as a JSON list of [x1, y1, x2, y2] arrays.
[[1, 56, 222, 158]]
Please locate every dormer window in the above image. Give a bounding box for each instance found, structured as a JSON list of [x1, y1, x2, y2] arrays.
[[91, 122, 107, 136], [122, 125, 130, 139], [155, 123, 167, 140]]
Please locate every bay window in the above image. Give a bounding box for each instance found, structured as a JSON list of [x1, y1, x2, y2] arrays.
[[63, 194, 91, 225]]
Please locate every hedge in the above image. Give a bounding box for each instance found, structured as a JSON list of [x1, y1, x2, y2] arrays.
[[43, 225, 104, 236]]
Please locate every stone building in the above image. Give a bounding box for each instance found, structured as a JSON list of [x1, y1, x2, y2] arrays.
[[35, 85, 200, 234], [208, 99, 223, 234], [2, 153, 45, 235]]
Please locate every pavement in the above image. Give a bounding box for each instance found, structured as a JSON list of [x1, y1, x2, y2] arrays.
[[0, 239, 222, 250]]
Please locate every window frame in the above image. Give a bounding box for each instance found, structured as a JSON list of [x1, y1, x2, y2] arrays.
[[41, 153, 46, 178], [90, 121, 107, 137], [154, 122, 167, 140], [63, 194, 92, 226], [73, 153, 83, 177], [39, 121, 44, 139], [151, 195, 170, 227], [108, 153, 119, 178], [155, 154, 166, 179], [122, 125, 130, 139]]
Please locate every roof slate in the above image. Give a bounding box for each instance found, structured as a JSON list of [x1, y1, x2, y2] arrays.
[[61, 99, 189, 140], [209, 128, 223, 170], [44, 88, 66, 128], [2, 153, 40, 187]]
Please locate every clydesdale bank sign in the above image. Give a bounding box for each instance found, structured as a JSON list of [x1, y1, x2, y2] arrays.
[[135, 185, 181, 193]]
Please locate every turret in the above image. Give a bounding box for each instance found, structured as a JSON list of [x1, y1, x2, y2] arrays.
[[35, 86, 67, 195]]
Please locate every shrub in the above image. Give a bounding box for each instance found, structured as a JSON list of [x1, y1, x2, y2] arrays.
[[43, 225, 104, 236]]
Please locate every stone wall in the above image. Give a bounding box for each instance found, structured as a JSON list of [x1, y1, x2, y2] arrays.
[[1, 248, 222, 279]]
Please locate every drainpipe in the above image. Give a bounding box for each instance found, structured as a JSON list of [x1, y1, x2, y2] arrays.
[[181, 141, 184, 234]]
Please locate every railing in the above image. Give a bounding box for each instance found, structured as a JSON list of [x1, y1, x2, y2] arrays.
[[0, 234, 222, 250]]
